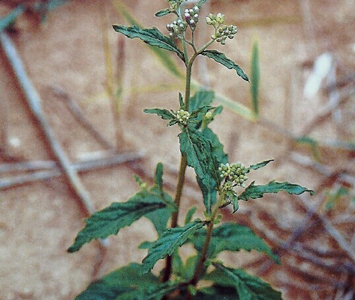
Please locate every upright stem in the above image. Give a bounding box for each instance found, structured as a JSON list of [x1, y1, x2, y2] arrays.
[[187, 192, 226, 296], [163, 52, 198, 284]]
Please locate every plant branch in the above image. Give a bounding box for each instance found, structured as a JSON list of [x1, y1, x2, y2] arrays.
[[163, 45, 200, 285], [188, 191, 226, 291]]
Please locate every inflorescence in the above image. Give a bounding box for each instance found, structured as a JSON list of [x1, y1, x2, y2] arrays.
[[176, 109, 190, 126], [165, 3, 237, 45], [219, 162, 248, 191], [206, 13, 238, 45]]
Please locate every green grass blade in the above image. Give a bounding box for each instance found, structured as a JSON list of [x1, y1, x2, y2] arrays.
[[251, 40, 260, 116]]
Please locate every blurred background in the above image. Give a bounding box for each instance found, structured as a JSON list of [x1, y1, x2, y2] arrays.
[[0, 0, 354, 299]]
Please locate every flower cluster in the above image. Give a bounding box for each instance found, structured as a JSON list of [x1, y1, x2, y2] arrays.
[[206, 13, 238, 45], [213, 25, 238, 45], [219, 162, 248, 189], [176, 109, 190, 125], [167, 19, 187, 38], [205, 13, 225, 27], [184, 6, 200, 30]]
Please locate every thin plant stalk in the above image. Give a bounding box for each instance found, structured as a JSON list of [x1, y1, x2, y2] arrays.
[[163, 36, 224, 283], [101, 4, 125, 149]]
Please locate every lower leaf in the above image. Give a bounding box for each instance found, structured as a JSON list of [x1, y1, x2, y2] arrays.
[[239, 180, 315, 201], [141, 221, 205, 274], [68, 190, 168, 253], [206, 263, 282, 300]]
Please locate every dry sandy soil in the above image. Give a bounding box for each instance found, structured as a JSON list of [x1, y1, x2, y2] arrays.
[[0, 0, 355, 299]]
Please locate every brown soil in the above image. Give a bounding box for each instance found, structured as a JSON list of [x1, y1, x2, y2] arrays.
[[1, 0, 354, 299]]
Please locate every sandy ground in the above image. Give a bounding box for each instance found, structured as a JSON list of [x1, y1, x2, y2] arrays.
[[0, 0, 354, 299]]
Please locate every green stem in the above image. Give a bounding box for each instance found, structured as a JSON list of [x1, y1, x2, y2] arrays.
[[162, 50, 197, 284]]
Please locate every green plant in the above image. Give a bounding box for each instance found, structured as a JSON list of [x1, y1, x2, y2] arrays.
[[68, 1, 314, 298]]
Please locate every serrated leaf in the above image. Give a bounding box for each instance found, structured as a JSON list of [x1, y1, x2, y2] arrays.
[[112, 0, 185, 79], [144, 108, 175, 120], [201, 50, 249, 82], [199, 128, 228, 214], [206, 264, 282, 300], [113, 25, 185, 61], [0, 5, 25, 32], [75, 263, 179, 300], [179, 127, 213, 188], [145, 196, 175, 236], [167, 119, 179, 127], [68, 190, 168, 252], [189, 90, 215, 113], [155, 9, 170, 17], [251, 40, 260, 116], [191, 222, 279, 263], [184, 206, 197, 225], [248, 159, 274, 171], [239, 180, 315, 202], [141, 221, 204, 274], [75, 263, 158, 300]]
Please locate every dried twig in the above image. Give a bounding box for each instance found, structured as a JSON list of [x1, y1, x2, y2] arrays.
[[0, 151, 144, 190], [0, 32, 95, 215]]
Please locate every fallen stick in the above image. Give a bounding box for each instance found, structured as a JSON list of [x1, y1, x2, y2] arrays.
[[0, 151, 144, 189], [1, 32, 96, 216]]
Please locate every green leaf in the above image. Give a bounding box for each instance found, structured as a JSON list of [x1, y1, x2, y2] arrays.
[[201, 50, 249, 82], [197, 0, 208, 8], [191, 222, 279, 263], [154, 162, 164, 189], [145, 191, 175, 236], [199, 128, 228, 214], [68, 190, 168, 252], [206, 264, 282, 300], [179, 92, 184, 107], [75, 263, 179, 300], [141, 221, 204, 274], [179, 127, 213, 188], [251, 40, 260, 116], [155, 9, 171, 17], [113, 25, 185, 61], [144, 108, 175, 123], [195, 285, 238, 300], [188, 90, 215, 113], [75, 263, 157, 300], [227, 190, 239, 213], [248, 159, 274, 171], [112, 1, 185, 79], [239, 180, 315, 202], [184, 206, 197, 225], [0, 5, 25, 32]]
